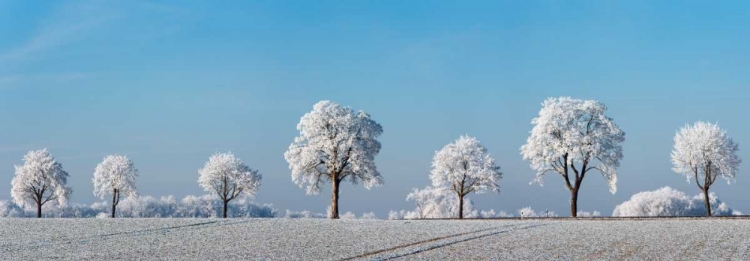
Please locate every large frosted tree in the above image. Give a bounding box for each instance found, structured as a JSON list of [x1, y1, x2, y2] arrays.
[[430, 135, 501, 219], [93, 155, 139, 218], [198, 152, 262, 218], [521, 97, 625, 217], [284, 100, 383, 219], [671, 121, 740, 216], [11, 149, 72, 218]]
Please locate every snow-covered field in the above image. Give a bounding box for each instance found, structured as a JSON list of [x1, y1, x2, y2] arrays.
[[1, 218, 749, 260]]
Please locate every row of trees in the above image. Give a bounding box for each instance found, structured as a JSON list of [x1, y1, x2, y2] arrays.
[[282, 98, 740, 219], [11, 150, 262, 218], [0, 195, 277, 218], [8, 98, 741, 219]]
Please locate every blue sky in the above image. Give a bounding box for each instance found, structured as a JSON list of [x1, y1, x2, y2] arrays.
[[1, 0, 750, 217]]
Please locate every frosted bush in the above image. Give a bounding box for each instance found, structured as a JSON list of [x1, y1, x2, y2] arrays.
[[387, 210, 403, 220], [518, 207, 537, 218], [386, 209, 425, 220], [340, 212, 357, 219], [576, 211, 601, 217], [690, 193, 740, 216], [539, 210, 558, 218], [479, 210, 497, 218], [613, 187, 740, 217], [405, 186, 476, 219], [283, 210, 326, 219], [0, 200, 26, 217]]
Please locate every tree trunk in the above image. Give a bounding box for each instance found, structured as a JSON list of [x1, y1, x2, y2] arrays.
[[111, 199, 117, 218], [330, 178, 340, 219], [223, 199, 229, 219], [703, 187, 712, 217], [570, 188, 579, 218], [111, 190, 118, 218], [36, 201, 42, 218], [458, 194, 465, 219]]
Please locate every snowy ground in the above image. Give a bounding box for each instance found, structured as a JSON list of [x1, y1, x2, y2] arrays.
[[1, 218, 749, 260]]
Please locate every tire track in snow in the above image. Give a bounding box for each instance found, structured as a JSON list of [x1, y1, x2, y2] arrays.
[[379, 223, 545, 261], [339, 226, 508, 261], [341, 223, 544, 261]]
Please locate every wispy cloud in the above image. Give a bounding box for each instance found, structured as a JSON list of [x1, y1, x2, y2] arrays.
[[0, 1, 115, 63], [0, 1, 189, 65]]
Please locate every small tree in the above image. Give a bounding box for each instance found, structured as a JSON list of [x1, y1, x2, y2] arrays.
[[430, 135, 502, 219], [198, 152, 262, 218], [93, 155, 138, 218], [285, 101, 384, 219], [11, 149, 71, 218], [671, 122, 740, 216], [521, 97, 625, 217]]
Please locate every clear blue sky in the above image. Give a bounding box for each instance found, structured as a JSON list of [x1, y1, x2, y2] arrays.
[[1, 0, 749, 217]]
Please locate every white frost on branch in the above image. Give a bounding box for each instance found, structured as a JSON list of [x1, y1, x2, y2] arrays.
[[198, 152, 262, 201], [520, 97, 625, 194], [430, 135, 502, 196], [93, 155, 138, 201], [671, 121, 741, 186], [11, 149, 72, 210], [284, 100, 384, 195]]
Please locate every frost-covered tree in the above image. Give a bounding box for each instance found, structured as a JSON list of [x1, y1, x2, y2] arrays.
[[93, 155, 138, 218], [284, 100, 384, 219], [521, 97, 625, 217], [10, 149, 72, 218], [671, 122, 741, 216], [430, 135, 501, 219], [198, 152, 262, 218]]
